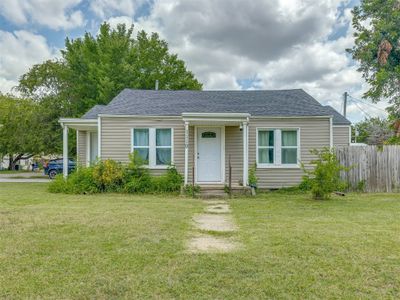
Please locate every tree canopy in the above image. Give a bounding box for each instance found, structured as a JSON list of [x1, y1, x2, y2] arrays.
[[0, 94, 42, 168], [9, 22, 202, 163], [349, 0, 400, 118], [18, 22, 202, 117], [352, 117, 395, 145]]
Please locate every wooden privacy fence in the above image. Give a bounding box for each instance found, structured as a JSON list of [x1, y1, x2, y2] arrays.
[[335, 146, 400, 192]]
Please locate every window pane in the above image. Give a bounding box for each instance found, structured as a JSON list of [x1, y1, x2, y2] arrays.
[[282, 148, 297, 164], [258, 130, 274, 147], [282, 130, 297, 146], [258, 148, 274, 164], [134, 148, 149, 163], [156, 148, 171, 165], [134, 129, 149, 146], [156, 129, 171, 146]]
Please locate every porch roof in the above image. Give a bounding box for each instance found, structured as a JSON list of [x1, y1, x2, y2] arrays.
[[182, 112, 250, 125], [59, 118, 97, 131]]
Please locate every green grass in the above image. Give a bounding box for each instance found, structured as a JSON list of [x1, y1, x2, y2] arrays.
[[0, 183, 399, 298], [0, 170, 32, 174]]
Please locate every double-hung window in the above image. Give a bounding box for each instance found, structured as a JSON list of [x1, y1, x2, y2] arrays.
[[258, 130, 274, 164], [281, 130, 298, 164], [257, 128, 299, 167], [156, 129, 172, 165], [133, 128, 150, 164], [132, 128, 173, 167]]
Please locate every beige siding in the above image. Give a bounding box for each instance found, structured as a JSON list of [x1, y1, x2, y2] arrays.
[[248, 117, 331, 188], [225, 126, 243, 185], [100, 116, 331, 188], [333, 126, 350, 146], [101, 117, 186, 176], [77, 131, 87, 166]]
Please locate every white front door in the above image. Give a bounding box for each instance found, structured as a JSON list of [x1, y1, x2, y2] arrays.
[[197, 127, 222, 183]]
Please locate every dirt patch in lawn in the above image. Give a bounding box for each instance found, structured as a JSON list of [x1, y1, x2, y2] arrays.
[[193, 214, 237, 232], [187, 234, 239, 253]]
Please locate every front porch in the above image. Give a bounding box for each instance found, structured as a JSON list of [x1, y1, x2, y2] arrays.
[[59, 113, 251, 188], [182, 113, 250, 187]]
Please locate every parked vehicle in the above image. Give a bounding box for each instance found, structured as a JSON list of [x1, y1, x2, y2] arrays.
[[44, 159, 75, 179]]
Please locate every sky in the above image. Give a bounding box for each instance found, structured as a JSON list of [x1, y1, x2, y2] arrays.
[[0, 0, 389, 123]]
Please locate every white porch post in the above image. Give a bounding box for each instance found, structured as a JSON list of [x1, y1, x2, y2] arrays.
[[63, 125, 68, 178], [184, 121, 189, 185], [242, 121, 248, 186]]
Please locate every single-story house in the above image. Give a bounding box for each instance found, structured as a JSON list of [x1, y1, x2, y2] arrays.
[[59, 89, 351, 188]]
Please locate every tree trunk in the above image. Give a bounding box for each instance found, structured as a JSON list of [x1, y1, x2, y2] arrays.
[[8, 155, 13, 170], [7, 153, 35, 170]]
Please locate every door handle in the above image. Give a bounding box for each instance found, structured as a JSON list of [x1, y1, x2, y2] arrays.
[[197, 153, 199, 159]]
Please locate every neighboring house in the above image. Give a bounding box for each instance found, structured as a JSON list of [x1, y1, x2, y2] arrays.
[[0, 155, 34, 171], [59, 89, 351, 189]]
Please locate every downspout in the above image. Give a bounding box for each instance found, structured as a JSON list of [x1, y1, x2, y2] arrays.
[[97, 116, 102, 159]]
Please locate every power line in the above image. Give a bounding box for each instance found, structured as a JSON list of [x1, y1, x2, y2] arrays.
[[348, 95, 387, 113], [351, 100, 373, 118]]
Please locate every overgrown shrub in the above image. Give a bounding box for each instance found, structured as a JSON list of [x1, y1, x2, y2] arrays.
[[123, 152, 153, 193], [301, 148, 348, 200], [49, 152, 184, 195], [92, 159, 125, 192], [183, 184, 201, 197], [248, 163, 258, 188], [48, 167, 99, 194], [151, 167, 183, 193]]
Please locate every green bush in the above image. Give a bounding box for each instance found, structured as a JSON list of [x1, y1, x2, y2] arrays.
[[248, 163, 258, 188], [151, 166, 183, 193], [123, 152, 153, 193], [48, 167, 99, 194], [301, 148, 348, 200], [92, 159, 125, 192], [183, 184, 201, 197], [49, 153, 184, 195], [48, 174, 68, 193]]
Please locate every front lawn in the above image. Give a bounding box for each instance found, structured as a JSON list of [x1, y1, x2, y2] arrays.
[[0, 183, 399, 298]]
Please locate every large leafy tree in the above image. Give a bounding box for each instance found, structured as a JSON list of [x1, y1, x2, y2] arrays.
[[18, 23, 202, 117], [16, 22, 202, 157], [349, 0, 400, 118], [0, 94, 43, 169]]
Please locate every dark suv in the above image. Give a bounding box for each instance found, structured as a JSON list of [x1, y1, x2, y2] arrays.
[[44, 159, 76, 179]]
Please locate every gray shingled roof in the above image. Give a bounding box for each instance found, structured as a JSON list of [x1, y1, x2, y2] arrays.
[[81, 89, 351, 125], [82, 105, 106, 119], [324, 105, 351, 125]]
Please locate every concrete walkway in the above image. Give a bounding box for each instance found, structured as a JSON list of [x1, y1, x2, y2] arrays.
[[0, 172, 50, 183], [0, 178, 50, 183], [187, 199, 241, 253]]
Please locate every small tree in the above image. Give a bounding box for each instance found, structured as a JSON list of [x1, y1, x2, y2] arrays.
[[301, 148, 348, 200]]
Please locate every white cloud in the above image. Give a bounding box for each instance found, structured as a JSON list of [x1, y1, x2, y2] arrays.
[[0, 30, 56, 93], [90, 0, 146, 18], [0, 0, 385, 122], [131, 0, 382, 122], [106, 16, 134, 29], [0, 0, 84, 30]]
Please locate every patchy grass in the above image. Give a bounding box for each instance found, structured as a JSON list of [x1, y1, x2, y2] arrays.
[[0, 170, 32, 174], [0, 183, 399, 298]]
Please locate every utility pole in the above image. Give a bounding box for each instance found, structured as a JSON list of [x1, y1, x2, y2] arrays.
[[343, 91, 348, 118], [155, 80, 159, 90]]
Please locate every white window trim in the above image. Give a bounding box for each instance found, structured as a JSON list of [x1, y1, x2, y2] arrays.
[[256, 127, 301, 169], [131, 127, 174, 169]]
